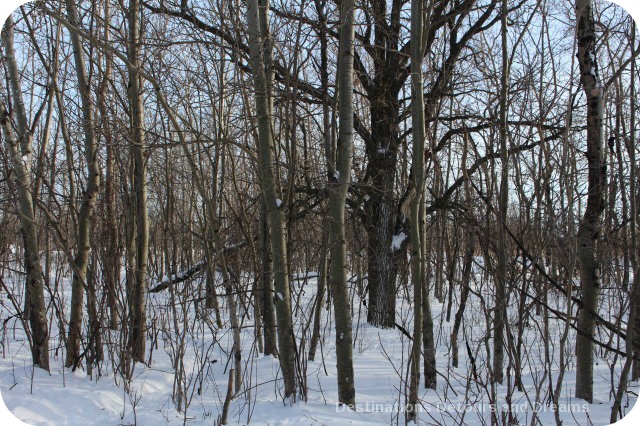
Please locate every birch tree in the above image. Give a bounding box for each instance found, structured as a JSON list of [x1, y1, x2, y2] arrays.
[[574, 0, 606, 404]]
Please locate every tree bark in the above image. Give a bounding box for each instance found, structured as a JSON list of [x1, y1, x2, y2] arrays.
[[407, 0, 428, 420], [246, 0, 298, 398], [328, 0, 357, 408], [260, 199, 278, 356], [127, 0, 149, 364], [1, 16, 50, 371], [493, 0, 510, 385], [64, 0, 102, 369], [574, 0, 606, 404]]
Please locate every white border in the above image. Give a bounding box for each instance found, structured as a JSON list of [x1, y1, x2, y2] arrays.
[[0, 0, 638, 425]]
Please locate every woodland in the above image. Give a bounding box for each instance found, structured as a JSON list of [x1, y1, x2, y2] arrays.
[[0, 0, 638, 424]]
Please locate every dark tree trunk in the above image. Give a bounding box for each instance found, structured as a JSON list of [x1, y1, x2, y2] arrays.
[[365, 94, 401, 328]]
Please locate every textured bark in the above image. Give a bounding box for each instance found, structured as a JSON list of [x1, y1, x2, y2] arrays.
[[328, 0, 356, 407], [574, 0, 606, 404], [360, 1, 403, 329], [64, 0, 102, 369], [364, 110, 399, 329], [127, 0, 149, 364], [1, 17, 49, 371], [361, 0, 498, 329], [246, 0, 298, 398]]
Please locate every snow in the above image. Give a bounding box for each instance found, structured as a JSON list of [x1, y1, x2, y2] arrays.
[[275, 199, 283, 208], [391, 232, 407, 251], [0, 254, 638, 425]]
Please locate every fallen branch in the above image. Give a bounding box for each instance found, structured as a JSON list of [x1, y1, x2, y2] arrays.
[[148, 241, 247, 293]]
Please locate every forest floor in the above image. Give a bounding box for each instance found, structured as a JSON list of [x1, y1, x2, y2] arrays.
[[0, 257, 638, 425]]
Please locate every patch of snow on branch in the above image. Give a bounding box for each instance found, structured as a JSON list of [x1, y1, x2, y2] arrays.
[[391, 232, 407, 251]]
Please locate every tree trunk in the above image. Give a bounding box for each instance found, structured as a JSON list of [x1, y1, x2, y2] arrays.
[[493, 0, 510, 385], [407, 0, 428, 420], [364, 110, 399, 328], [64, 0, 102, 369], [246, 0, 298, 398], [328, 0, 357, 407], [574, 0, 606, 404], [98, 0, 121, 332], [1, 17, 49, 371], [127, 0, 149, 364], [260, 200, 278, 356]]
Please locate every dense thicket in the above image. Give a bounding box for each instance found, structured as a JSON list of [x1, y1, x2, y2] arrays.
[[0, 0, 638, 424]]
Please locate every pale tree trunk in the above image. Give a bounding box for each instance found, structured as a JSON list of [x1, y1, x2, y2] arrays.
[[328, 0, 356, 408], [407, 0, 427, 420], [246, 0, 298, 398], [574, 0, 606, 404], [493, 0, 509, 385], [1, 17, 49, 371], [127, 0, 148, 364], [64, 0, 102, 369]]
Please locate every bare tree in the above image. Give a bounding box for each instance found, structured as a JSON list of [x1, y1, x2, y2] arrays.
[[126, 0, 149, 365], [574, 0, 606, 403], [407, 0, 430, 420], [493, 0, 510, 386], [246, 0, 298, 398], [63, 0, 102, 369], [328, 0, 356, 408], [0, 16, 50, 372]]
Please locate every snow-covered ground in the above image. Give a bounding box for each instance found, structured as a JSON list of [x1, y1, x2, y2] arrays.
[[0, 257, 638, 425]]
